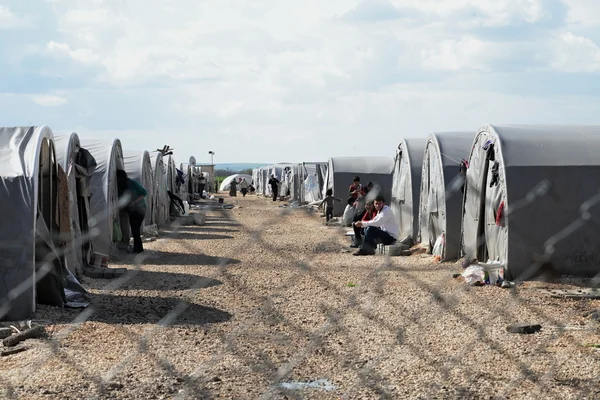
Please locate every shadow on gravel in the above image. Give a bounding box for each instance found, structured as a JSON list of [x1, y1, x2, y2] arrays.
[[109, 249, 240, 266], [169, 232, 235, 240], [49, 294, 233, 325], [173, 226, 240, 234], [84, 270, 223, 291]]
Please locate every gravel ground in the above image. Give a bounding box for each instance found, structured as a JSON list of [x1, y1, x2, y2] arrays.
[[1, 194, 600, 399]]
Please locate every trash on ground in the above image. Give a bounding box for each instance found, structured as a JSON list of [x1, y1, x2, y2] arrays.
[[279, 378, 337, 391], [506, 323, 542, 334], [542, 288, 600, 299]]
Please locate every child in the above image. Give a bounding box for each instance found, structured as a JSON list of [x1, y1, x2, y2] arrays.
[[319, 189, 342, 222]]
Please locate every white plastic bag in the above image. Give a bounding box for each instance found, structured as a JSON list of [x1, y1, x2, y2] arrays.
[[462, 265, 485, 285], [342, 205, 356, 226]]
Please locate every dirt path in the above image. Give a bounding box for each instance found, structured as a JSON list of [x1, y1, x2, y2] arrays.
[[1, 194, 600, 399]]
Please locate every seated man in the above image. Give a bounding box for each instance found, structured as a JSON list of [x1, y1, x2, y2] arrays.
[[353, 195, 399, 256], [351, 200, 377, 248]]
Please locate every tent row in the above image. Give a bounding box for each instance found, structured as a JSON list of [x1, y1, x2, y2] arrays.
[[252, 163, 329, 203], [393, 125, 600, 281], [255, 124, 600, 282], [0, 126, 208, 321]]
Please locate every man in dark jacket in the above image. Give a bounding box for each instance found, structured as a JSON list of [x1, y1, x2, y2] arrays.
[[268, 174, 280, 201]]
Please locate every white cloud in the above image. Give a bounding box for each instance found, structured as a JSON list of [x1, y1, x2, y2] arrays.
[[2, 0, 600, 163], [420, 37, 488, 71], [31, 94, 67, 107], [0, 6, 31, 29], [552, 32, 600, 72], [47, 41, 100, 64]]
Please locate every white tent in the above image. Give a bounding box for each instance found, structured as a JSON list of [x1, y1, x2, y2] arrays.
[[418, 132, 473, 260], [54, 132, 97, 275], [220, 174, 253, 191], [324, 157, 395, 216], [80, 138, 126, 257], [391, 138, 425, 241], [153, 152, 170, 228], [0, 127, 76, 320], [462, 124, 600, 280], [124, 150, 155, 233], [300, 162, 327, 204]]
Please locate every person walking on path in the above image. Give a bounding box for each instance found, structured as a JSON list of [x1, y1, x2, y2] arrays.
[[117, 169, 148, 253], [239, 178, 249, 197], [198, 173, 207, 198], [229, 178, 238, 197], [268, 174, 280, 201]]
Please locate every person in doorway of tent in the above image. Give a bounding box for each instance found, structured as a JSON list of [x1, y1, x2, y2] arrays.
[[268, 174, 280, 201], [239, 177, 249, 197], [229, 178, 238, 197], [353, 195, 399, 256], [317, 189, 342, 222], [351, 200, 378, 248], [198, 173, 207, 198], [116, 169, 148, 253]]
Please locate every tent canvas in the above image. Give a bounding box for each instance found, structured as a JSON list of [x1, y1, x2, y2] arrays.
[[418, 132, 473, 260], [153, 152, 170, 228], [80, 138, 126, 257], [324, 157, 395, 216], [462, 124, 600, 280], [0, 126, 69, 320], [391, 138, 425, 241], [54, 132, 98, 275]]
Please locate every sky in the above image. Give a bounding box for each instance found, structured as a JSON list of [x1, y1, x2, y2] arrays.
[[1, 0, 600, 164]]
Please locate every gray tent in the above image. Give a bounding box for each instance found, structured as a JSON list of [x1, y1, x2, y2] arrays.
[[324, 157, 395, 216], [80, 138, 126, 258], [153, 152, 170, 228], [124, 150, 154, 231], [391, 139, 425, 241], [0, 127, 92, 321], [54, 132, 97, 274], [462, 124, 600, 279], [418, 132, 473, 260]]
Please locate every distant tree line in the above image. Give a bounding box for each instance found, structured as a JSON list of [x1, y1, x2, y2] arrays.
[[214, 168, 253, 177]]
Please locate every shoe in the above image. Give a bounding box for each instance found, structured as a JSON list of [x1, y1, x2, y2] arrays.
[[353, 248, 375, 256], [350, 243, 360, 248]]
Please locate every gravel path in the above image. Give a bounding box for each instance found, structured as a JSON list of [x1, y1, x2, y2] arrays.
[[1, 194, 599, 399]]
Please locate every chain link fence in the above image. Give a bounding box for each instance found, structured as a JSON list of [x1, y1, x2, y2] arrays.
[[1, 176, 600, 399]]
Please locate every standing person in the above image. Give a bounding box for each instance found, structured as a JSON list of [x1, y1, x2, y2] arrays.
[[318, 189, 342, 222], [353, 195, 399, 256], [351, 200, 377, 247], [198, 173, 207, 198], [229, 178, 238, 197], [268, 174, 280, 201], [116, 169, 147, 253], [239, 178, 249, 197]]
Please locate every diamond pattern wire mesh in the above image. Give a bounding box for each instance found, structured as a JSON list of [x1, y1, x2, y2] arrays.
[[1, 178, 600, 399]]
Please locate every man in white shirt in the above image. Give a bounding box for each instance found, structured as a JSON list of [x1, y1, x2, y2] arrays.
[[239, 178, 249, 197], [353, 194, 399, 256]]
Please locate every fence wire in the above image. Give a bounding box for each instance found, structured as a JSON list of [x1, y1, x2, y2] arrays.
[[1, 179, 600, 400]]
